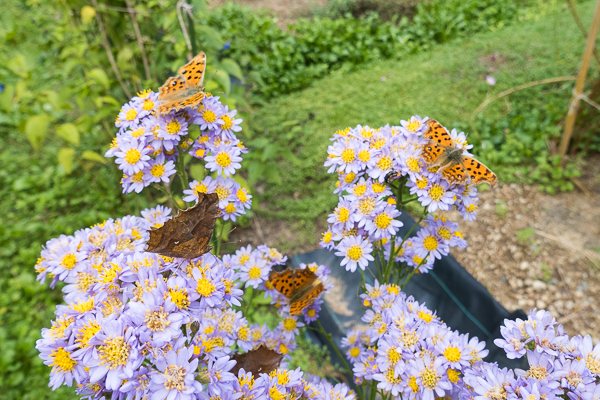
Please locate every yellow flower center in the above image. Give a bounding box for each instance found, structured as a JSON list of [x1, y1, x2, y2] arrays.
[[236, 188, 248, 203], [377, 155, 392, 170], [358, 197, 376, 215], [388, 347, 401, 365], [50, 347, 77, 372], [407, 120, 421, 132], [202, 110, 216, 123], [444, 346, 462, 363], [196, 278, 216, 297], [98, 336, 130, 369], [163, 364, 186, 391], [71, 297, 95, 313], [371, 137, 386, 149], [420, 366, 440, 389], [349, 347, 360, 358], [416, 177, 428, 189], [239, 254, 250, 265], [150, 163, 165, 177], [408, 376, 419, 392], [283, 318, 297, 331], [372, 182, 386, 193], [447, 368, 460, 384], [438, 227, 451, 240], [407, 157, 420, 172], [221, 115, 233, 130], [527, 366, 549, 380], [215, 185, 231, 200], [374, 213, 392, 229], [131, 127, 145, 138], [76, 320, 101, 348], [194, 183, 208, 195], [143, 99, 154, 111], [423, 235, 439, 252], [321, 231, 332, 244], [428, 184, 445, 201], [124, 148, 141, 165], [358, 149, 371, 163], [125, 108, 137, 121], [131, 171, 144, 183], [347, 245, 363, 261], [586, 354, 600, 374], [215, 151, 232, 168], [145, 308, 169, 331], [224, 203, 236, 214], [418, 310, 433, 323], [344, 172, 357, 183], [360, 128, 373, 139], [168, 288, 190, 309], [166, 120, 181, 135], [248, 266, 262, 280], [337, 207, 350, 223], [353, 183, 367, 197], [61, 253, 77, 270], [341, 148, 355, 164]]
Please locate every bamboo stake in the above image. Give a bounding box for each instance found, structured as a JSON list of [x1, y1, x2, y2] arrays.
[[558, 0, 600, 157], [566, 0, 600, 66]]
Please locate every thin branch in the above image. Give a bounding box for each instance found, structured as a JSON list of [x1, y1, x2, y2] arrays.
[[176, 0, 194, 59], [125, 0, 153, 82], [472, 76, 577, 116], [566, 0, 600, 66], [578, 92, 600, 111], [559, 0, 600, 157], [91, 0, 132, 98]]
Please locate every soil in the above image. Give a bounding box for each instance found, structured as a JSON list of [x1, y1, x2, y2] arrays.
[[208, 0, 327, 25]]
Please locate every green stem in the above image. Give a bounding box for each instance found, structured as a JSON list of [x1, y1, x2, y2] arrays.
[[315, 320, 353, 377]]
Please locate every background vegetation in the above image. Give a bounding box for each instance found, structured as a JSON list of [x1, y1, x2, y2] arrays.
[[1, 0, 597, 398]]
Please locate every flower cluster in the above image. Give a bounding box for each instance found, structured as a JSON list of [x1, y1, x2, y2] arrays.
[[105, 91, 251, 221], [344, 282, 600, 399], [322, 116, 478, 273], [35, 207, 347, 399]]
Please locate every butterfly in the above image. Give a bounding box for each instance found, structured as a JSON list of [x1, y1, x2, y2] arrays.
[[268, 266, 324, 316], [156, 52, 207, 115], [146, 192, 220, 259], [231, 345, 283, 376], [422, 119, 497, 185]]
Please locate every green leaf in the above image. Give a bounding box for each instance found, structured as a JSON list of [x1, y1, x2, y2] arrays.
[[195, 26, 224, 50], [87, 68, 110, 89], [220, 59, 244, 81], [117, 47, 134, 67], [24, 114, 50, 151], [57, 147, 76, 174], [189, 164, 206, 181], [212, 70, 231, 95], [81, 150, 107, 164], [56, 123, 80, 146]]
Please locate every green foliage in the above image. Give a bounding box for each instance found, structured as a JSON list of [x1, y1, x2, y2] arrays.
[[209, 0, 530, 99], [248, 1, 595, 251]]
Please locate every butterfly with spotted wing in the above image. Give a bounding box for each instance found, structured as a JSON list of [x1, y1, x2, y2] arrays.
[[156, 52, 207, 115], [422, 119, 497, 185], [268, 266, 324, 316], [146, 192, 220, 259]]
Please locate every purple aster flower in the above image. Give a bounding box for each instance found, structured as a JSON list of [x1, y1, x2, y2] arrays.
[[149, 345, 202, 400], [335, 235, 374, 272]]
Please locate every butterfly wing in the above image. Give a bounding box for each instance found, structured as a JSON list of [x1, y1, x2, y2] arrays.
[[422, 143, 445, 163], [425, 119, 452, 147], [157, 52, 207, 114], [441, 163, 467, 184], [463, 156, 497, 185], [289, 282, 324, 315], [177, 52, 206, 88], [146, 192, 220, 258], [231, 345, 283, 376], [268, 268, 317, 298]]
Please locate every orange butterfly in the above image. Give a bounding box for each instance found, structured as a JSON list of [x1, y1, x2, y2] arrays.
[[422, 119, 497, 185], [156, 52, 207, 115], [268, 267, 324, 316]]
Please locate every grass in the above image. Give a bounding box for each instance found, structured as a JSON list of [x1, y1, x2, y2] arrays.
[[248, 0, 596, 252]]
